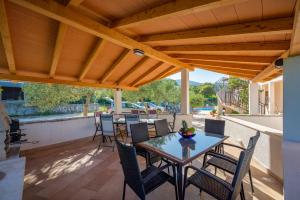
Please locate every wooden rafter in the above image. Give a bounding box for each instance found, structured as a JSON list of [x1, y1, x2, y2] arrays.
[[136, 66, 176, 87], [116, 57, 148, 85], [195, 65, 258, 76], [141, 17, 293, 42], [49, 0, 85, 78], [130, 61, 163, 86], [252, 50, 289, 82], [196, 66, 256, 79], [79, 39, 106, 80], [290, 0, 300, 56], [112, 0, 245, 29], [155, 41, 290, 53], [99, 49, 130, 83], [171, 54, 276, 65], [0, 72, 137, 90], [10, 0, 193, 71], [0, 0, 16, 74], [181, 60, 265, 71]]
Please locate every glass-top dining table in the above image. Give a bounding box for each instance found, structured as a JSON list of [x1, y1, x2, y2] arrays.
[[113, 118, 159, 125], [137, 130, 228, 200]]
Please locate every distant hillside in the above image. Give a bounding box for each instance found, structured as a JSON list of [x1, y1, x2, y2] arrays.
[[174, 79, 201, 86]]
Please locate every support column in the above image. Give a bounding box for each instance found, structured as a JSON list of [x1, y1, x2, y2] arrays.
[[248, 82, 260, 115], [283, 56, 300, 200], [181, 69, 190, 114], [114, 89, 122, 114], [268, 82, 276, 114]]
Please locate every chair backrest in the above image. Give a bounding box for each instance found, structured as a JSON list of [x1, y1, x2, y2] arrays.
[[131, 109, 139, 114], [130, 122, 149, 146], [116, 140, 145, 199], [230, 132, 260, 199], [204, 119, 225, 136], [100, 114, 114, 136], [94, 111, 102, 125], [155, 119, 170, 137], [125, 114, 140, 136]]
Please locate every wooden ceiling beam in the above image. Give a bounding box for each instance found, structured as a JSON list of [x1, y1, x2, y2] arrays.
[[136, 66, 176, 87], [195, 65, 258, 75], [10, 0, 193, 71], [196, 66, 255, 79], [99, 49, 131, 83], [79, 39, 106, 80], [0, 0, 16, 74], [290, 0, 300, 56], [155, 41, 290, 53], [0, 71, 137, 90], [116, 57, 149, 85], [112, 0, 245, 29], [130, 61, 164, 86], [181, 59, 265, 71], [49, 0, 85, 78], [171, 54, 276, 65], [252, 50, 289, 82], [141, 17, 293, 42]]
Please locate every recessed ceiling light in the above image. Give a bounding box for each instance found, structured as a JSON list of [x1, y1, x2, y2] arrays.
[[133, 49, 145, 56]]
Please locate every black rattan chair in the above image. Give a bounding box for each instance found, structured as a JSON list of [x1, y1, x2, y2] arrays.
[[125, 114, 140, 137], [203, 131, 260, 193], [130, 122, 161, 166], [116, 140, 178, 200], [154, 119, 173, 137], [184, 132, 260, 200], [205, 119, 225, 153]]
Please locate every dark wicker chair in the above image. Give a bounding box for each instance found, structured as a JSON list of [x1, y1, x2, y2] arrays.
[[205, 119, 225, 153], [130, 122, 161, 166], [154, 119, 173, 137], [98, 114, 117, 151], [125, 114, 140, 137], [116, 140, 178, 200], [92, 111, 102, 141], [184, 132, 260, 200], [203, 131, 260, 195]]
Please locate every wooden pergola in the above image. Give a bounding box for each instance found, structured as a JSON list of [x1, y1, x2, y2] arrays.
[[0, 0, 299, 90]]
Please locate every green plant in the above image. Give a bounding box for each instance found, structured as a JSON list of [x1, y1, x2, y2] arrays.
[[180, 120, 195, 134]]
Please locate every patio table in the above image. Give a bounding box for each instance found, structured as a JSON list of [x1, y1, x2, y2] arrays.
[[113, 118, 159, 125], [137, 131, 228, 200]]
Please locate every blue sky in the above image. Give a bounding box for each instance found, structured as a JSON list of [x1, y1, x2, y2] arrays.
[[167, 68, 228, 83]]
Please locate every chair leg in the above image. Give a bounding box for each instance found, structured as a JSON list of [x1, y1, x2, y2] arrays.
[[249, 169, 255, 193], [92, 129, 97, 141], [214, 166, 217, 175], [122, 181, 126, 200], [240, 182, 246, 200]]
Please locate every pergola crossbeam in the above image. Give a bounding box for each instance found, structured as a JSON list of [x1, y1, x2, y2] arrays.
[[155, 41, 290, 53], [112, 0, 246, 28], [141, 17, 293, 42], [79, 39, 106, 80], [130, 61, 163, 86], [0, 0, 16, 74], [290, 0, 300, 56], [99, 49, 130, 83]]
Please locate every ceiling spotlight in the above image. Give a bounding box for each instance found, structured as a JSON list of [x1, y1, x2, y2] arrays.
[[133, 49, 145, 56], [274, 58, 284, 69]]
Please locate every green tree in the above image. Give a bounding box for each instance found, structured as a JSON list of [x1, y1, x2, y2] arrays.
[[199, 83, 215, 98], [23, 83, 100, 115], [228, 77, 249, 108], [190, 89, 205, 108]]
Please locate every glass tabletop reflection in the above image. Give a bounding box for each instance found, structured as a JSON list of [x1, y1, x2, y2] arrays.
[[138, 130, 228, 165]]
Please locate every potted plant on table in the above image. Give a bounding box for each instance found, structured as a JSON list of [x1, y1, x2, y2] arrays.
[[179, 120, 196, 138]]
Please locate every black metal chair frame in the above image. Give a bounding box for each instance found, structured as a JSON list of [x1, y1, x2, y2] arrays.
[[92, 112, 102, 141], [98, 114, 118, 151], [116, 140, 178, 200]]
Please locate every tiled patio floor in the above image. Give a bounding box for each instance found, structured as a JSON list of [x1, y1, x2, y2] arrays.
[[22, 137, 283, 200]]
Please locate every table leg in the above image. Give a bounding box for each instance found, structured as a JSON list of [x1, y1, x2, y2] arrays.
[[176, 164, 184, 200]]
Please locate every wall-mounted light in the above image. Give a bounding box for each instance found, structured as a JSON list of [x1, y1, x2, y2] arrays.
[[133, 49, 145, 56], [275, 58, 284, 69]]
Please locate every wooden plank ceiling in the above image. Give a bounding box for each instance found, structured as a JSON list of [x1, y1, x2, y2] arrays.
[[0, 0, 298, 90]]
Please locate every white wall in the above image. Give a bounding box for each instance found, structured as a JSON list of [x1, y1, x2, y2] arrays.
[[230, 115, 283, 131], [222, 116, 283, 180], [20, 117, 95, 150]]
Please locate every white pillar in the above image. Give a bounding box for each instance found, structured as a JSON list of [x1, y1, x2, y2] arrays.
[[268, 82, 276, 114], [248, 82, 260, 115], [181, 69, 190, 114], [283, 56, 300, 200], [114, 89, 122, 114]]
